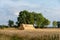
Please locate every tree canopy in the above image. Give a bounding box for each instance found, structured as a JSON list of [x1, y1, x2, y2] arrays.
[[53, 21, 57, 27], [8, 20, 14, 27], [16, 10, 50, 28]]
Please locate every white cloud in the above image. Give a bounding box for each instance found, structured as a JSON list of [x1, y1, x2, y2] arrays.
[[15, 12, 19, 16]]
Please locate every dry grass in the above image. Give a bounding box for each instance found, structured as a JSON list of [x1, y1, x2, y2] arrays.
[[0, 28, 60, 40]]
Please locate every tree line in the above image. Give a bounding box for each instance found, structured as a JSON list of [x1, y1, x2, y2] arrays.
[[0, 10, 58, 28]]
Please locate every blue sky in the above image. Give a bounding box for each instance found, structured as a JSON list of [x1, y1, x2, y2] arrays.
[[0, 0, 60, 26]]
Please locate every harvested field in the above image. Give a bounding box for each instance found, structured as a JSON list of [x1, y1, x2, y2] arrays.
[[0, 28, 60, 40]]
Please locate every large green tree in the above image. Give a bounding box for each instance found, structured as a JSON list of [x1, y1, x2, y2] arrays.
[[17, 10, 50, 28]]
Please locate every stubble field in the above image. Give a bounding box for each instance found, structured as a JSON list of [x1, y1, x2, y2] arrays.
[[0, 28, 60, 40]]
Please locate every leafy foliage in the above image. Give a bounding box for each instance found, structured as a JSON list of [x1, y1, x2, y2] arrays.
[[16, 10, 50, 28], [8, 20, 14, 27], [41, 18, 50, 27], [53, 21, 57, 27]]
